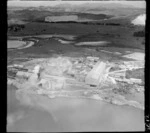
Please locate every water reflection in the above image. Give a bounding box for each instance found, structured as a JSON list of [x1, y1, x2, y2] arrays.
[[7, 85, 144, 132]]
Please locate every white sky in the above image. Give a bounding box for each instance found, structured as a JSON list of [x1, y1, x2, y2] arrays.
[[8, 1, 146, 8]]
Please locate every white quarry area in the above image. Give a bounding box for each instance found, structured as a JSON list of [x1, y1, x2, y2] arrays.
[[122, 52, 145, 61], [45, 15, 78, 22], [131, 14, 146, 26], [7, 56, 144, 109], [75, 41, 110, 46], [45, 15, 94, 22]]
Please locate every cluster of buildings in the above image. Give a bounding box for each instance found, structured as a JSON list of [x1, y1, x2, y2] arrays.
[[7, 56, 144, 109], [7, 56, 144, 92]]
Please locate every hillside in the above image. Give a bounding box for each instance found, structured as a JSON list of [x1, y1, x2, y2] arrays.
[[7, 3, 145, 24]]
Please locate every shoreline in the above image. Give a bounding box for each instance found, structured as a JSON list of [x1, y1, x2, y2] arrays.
[[8, 40, 35, 50]]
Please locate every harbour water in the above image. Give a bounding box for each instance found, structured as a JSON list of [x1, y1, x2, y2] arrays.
[[7, 85, 144, 132]]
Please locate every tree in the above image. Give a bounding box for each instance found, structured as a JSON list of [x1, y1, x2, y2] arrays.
[[133, 30, 145, 37]]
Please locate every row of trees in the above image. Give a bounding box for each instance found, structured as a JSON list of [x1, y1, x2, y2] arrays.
[[133, 30, 145, 37], [8, 24, 25, 32], [36, 20, 121, 26]]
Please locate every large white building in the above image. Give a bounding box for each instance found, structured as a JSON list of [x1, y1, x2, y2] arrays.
[[85, 61, 106, 86]]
